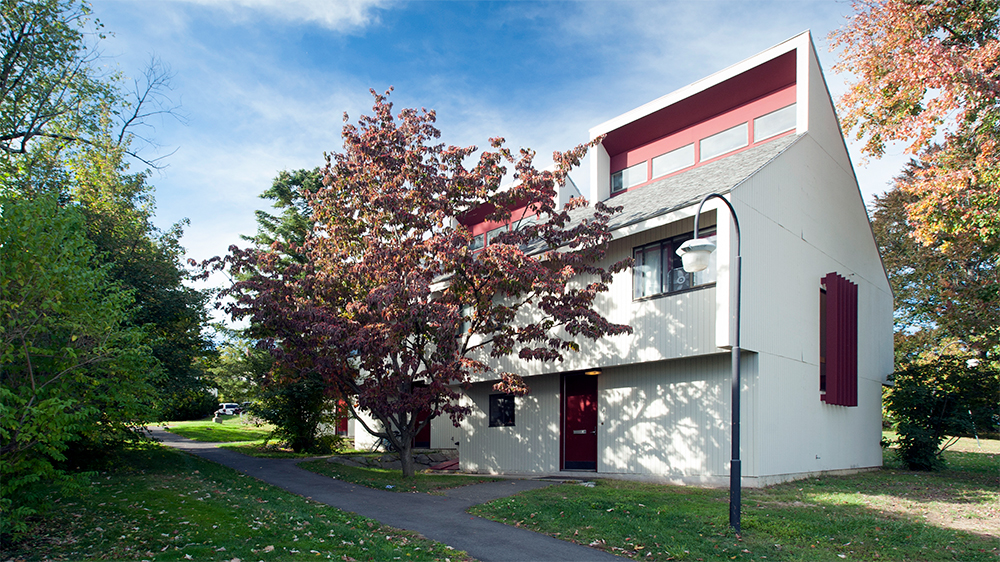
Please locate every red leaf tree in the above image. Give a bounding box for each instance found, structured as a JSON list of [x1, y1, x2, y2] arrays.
[[214, 90, 631, 476]]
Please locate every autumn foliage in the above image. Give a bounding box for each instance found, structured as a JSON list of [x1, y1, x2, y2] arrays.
[[832, 0, 1000, 353], [209, 90, 631, 476]]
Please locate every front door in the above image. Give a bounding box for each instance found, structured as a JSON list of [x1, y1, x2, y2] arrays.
[[563, 374, 598, 470], [413, 409, 431, 449]]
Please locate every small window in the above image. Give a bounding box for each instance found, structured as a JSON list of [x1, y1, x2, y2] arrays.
[[485, 227, 505, 246], [632, 230, 717, 299], [700, 123, 748, 161], [457, 305, 473, 339], [489, 394, 515, 427], [754, 104, 796, 142], [611, 161, 648, 193], [651, 144, 695, 179], [469, 233, 484, 251]]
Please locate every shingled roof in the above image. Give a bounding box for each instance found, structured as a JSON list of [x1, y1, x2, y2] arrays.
[[591, 133, 802, 233]]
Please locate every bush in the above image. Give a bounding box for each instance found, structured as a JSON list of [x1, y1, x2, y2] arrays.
[[252, 372, 335, 454], [157, 387, 217, 422], [886, 355, 998, 470]]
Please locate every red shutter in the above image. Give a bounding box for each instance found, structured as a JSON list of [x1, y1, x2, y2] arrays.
[[822, 273, 858, 407]]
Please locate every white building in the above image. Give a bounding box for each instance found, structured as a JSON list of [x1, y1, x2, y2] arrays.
[[358, 31, 894, 487]]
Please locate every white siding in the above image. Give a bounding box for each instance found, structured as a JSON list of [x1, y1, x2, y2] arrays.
[[730, 133, 893, 481], [473, 220, 719, 384], [460, 375, 563, 474], [599, 355, 732, 480]]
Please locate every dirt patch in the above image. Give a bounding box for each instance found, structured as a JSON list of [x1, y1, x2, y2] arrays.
[[858, 492, 1000, 537]]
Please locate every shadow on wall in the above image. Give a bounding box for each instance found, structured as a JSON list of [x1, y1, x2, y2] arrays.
[[601, 354, 731, 478]]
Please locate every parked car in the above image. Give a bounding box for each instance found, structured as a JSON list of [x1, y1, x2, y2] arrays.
[[216, 402, 241, 415]]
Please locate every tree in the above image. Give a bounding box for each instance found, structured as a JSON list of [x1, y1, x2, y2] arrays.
[[869, 170, 1000, 360], [1, 0, 212, 539], [0, 0, 111, 158], [235, 168, 338, 452], [832, 0, 1000, 354], [247, 168, 323, 264], [65, 122, 215, 423], [0, 192, 156, 540], [2, 1, 182, 172], [210, 90, 631, 476], [885, 351, 998, 470]]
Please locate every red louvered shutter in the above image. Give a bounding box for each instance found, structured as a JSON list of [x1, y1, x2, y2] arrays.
[[821, 273, 858, 407]]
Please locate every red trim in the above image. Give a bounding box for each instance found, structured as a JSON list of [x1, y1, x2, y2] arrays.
[[601, 50, 796, 156], [610, 85, 796, 198], [462, 204, 541, 236]]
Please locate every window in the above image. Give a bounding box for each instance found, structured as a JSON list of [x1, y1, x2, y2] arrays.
[[611, 161, 648, 193], [457, 304, 473, 339], [469, 233, 484, 251], [820, 272, 858, 407], [754, 104, 796, 142], [633, 230, 717, 299], [651, 144, 695, 179], [485, 227, 507, 246], [489, 394, 515, 427], [700, 123, 748, 161]]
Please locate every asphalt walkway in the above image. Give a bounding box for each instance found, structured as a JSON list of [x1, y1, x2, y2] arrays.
[[151, 428, 623, 562]]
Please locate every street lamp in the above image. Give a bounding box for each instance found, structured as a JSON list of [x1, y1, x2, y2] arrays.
[[676, 193, 742, 535]]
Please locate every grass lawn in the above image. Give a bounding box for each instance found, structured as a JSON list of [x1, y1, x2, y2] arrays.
[[6, 444, 471, 561], [217, 439, 322, 458], [470, 438, 999, 561], [299, 459, 504, 493], [160, 416, 273, 443]]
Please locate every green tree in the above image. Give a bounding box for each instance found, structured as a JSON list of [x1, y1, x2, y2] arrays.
[[235, 168, 335, 453], [1, 0, 212, 541], [0, 193, 156, 540], [885, 352, 998, 470], [68, 130, 215, 422], [206, 341, 262, 404], [0, 0, 112, 160]]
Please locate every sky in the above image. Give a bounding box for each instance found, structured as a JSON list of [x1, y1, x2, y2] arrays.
[[90, 0, 909, 277]]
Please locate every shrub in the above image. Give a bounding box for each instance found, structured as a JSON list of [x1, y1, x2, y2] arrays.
[[886, 355, 998, 470]]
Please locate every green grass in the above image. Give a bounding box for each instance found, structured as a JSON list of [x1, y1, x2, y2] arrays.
[[159, 416, 273, 443], [299, 460, 504, 493], [471, 443, 999, 561], [7, 444, 472, 561], [218, 440, 324, 459]]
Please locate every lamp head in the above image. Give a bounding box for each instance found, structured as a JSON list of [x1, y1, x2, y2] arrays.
[[676, 238, 717, 272]]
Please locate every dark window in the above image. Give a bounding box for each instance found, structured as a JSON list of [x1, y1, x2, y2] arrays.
[[489, 394, 515, 427], [820, 272, 858, 407], [633, 230, 717, 299]]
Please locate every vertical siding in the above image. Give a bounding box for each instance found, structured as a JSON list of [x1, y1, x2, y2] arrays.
[[478, 220, 719, 384], [460, 375, 562, 474], [599, 355, 732, 478]]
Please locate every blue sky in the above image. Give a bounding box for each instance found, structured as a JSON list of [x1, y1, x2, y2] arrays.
[[91, 0, 907, 270]]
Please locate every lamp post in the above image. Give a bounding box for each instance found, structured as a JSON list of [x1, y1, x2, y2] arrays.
[[676, 193, 742, 535]]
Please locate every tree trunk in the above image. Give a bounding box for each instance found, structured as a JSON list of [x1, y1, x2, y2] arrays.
[[399, 436, 416, 478]]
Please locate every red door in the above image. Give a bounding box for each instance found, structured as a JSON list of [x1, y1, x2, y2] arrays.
[[563, 374, 597, 470], [413, 409, 431, 449]]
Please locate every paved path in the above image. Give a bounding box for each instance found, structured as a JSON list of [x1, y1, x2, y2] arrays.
[[151, 429, 623, 562]]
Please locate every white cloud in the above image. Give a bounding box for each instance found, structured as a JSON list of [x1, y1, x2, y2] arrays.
[[164, 0, 395, 30]]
